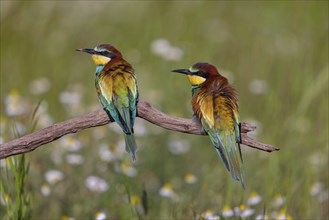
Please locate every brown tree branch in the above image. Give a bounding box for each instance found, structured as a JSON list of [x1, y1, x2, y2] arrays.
[[0, 100, 279, 159]]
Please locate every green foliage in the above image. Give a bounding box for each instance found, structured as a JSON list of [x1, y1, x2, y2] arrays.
[[0, 1, 328, 219], [0, 155, 31, 220]]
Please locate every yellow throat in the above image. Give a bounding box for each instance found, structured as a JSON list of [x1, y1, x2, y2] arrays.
[[91, 55, 111, 65], [187, 75, 206, 85]]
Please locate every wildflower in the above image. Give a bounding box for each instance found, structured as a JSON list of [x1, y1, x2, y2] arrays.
[[150, 39, 184, 61], [40, 183, 51, 196], [159, 183, 175, 198], [98, 144, 115, 162], [14, 122, 26, 135], [130, 195, 144, 214], [276, 209, 293, 220], [310, 182, 329, 202], [201, 210, 220, 220], [255, 214, 269, 220], [59, 90, 82, 105], [310, 182, 324, 196], [249, 79, 268, 95], [221, 205, 234, 217], [29, 77, 51, 95], [130, 195, 141, 206], [235, 204, 254, 218], [95, 211, 106, 220], [184, 173, 198, 184], [247, 191, 262, 206], [60, 86, 85, 114], [120, 163, 138, 177], [36, 113, 53, 128], [168, 138, 191, 155], [34, 101, 49, 115], [166, 47, 184, 61], [5, 89, 28, 116], [60, 135, 82, 152], [61, 216, 75, 220], [44, 170, 64, 185], [85, 176, 109, 193], [98, 144, 114, 162], [151, 39, 170, 55], [99, 142, 126, 162], [272, 194, 285, 207], [31, 101, 53, 128], [66, 154, 84, 165]]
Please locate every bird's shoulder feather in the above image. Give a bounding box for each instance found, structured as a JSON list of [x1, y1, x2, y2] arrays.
[[97, 59, 138, 105], [192, 76, 239, 133]]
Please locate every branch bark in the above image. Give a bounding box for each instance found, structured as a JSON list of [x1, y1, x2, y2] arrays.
[[0, 100, 279, 159]]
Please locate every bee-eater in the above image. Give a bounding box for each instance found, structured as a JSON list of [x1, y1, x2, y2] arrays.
[[77, 44, 139, 160], [172, 63, 244, 188]]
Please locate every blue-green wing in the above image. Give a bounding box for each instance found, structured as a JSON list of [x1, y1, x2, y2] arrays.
[[96, 71, 138, 134], [197, 92, 244, 188]]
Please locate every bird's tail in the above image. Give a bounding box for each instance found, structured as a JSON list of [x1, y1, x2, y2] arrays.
[[213, 131, 245, 189], [123, 133, 138, 161]]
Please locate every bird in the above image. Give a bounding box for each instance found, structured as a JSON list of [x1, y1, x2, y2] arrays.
[[77, 44, 139, 160], [172, 62, 245, 188]]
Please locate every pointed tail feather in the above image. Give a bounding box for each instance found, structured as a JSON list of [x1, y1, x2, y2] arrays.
[[123, 133, 138, 161], [214, 146, 230, 171], [214, 131, 245, 189], [226, 146, 245, 189]]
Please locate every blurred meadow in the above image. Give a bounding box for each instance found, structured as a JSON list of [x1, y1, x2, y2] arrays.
[[0, 1, 328, 219]]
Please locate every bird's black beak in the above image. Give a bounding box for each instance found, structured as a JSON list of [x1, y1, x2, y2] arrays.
[[171, 69, 191, 75], [76, 48, 96, 54]]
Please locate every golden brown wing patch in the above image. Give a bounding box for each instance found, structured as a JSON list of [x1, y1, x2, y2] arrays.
[[193, 92, 214, 127]]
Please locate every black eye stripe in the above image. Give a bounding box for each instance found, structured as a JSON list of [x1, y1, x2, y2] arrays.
[[96, 50, 117, 59]]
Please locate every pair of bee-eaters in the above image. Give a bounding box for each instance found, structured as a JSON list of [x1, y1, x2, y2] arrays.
[[77, 44, 244, 188]]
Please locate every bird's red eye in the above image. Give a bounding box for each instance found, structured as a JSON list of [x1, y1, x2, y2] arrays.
[[198, 71, 203, 75]]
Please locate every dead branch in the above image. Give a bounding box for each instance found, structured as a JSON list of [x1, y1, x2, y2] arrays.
[[0, 100, 279, 159]]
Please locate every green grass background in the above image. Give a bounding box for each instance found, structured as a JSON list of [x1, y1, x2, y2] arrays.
[[1, 1, 328, 219]]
